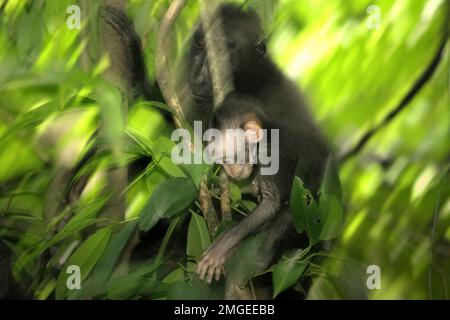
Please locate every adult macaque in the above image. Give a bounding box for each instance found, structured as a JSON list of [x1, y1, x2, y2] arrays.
[[97, 3, 330, 286]]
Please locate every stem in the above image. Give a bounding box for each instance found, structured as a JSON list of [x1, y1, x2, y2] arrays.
[[200, 0, 234, 108], [220, 168, 231, 221], [199, 178, 219, 236], [155, 0, 188, 129]]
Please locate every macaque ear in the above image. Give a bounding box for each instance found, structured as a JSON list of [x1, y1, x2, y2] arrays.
[[244, 120, 264, 143]]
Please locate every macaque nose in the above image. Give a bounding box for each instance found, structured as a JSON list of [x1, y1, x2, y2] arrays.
[[195, 58, 209, 86], [196, 73, 205, 85]]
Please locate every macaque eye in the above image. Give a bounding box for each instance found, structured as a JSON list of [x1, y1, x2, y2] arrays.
[[196, 39, 204, 49], [222, 156, 233, 164], [255, 41, 266, 56]]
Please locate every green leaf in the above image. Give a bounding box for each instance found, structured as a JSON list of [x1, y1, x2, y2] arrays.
[[136, 101, 190, 129], [155, 216, 182, 263], [0, 101, 58, 143], [307, 261, 368, 300], [225, 233, 263, 286], [70, 258, 163, 299], [272, 249, 309, 298], [106, 276, 165, 300], [215, 219, 237, 237], [88, 220, 137, 288], [60, 197, 108, 234], [307, 277, 342, 300], [163, 268, 185, 284], [14, 198, 107, 279], [158, 156, 187, 177], [229, 182, 242, 201], [318, 193, 344, 240], [138, 199, 161, 235], [290, 177, 321, 244], [181, 163, 210, 188], [127, 102, 167, 142], [319, 156, 342, 199], [125, 129, 156, 158], [155, 136, 188, 177], [239, 200, 257, 212], [136, 100, 175, 115], [187, 212, 211, 259], [145, 168, 167, 193], [17, 11, 43, 61], [317, 157, 344, 240], [167, 277, 222, 300], [96, 82, 125, 163], [139, 177, 197, 231], [55, 227, 112, 299]]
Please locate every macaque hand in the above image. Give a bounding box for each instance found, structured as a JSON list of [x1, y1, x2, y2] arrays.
[[196, 239, 232, 284]]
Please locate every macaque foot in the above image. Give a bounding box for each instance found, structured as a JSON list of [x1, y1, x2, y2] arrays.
[[196, 243, 229, 284]]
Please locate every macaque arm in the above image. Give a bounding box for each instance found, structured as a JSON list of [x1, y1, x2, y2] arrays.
[[196, 177, 280, 282]]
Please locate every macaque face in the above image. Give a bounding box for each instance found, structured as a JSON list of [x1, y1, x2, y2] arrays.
[[188, 8, 265, 107], [189, 29, 213, 104], [211, 120, 263, 181]]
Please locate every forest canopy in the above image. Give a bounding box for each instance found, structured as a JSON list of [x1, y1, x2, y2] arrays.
[[0, 0, 448, 300]]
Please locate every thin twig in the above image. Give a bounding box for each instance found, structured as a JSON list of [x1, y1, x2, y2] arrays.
[[199, 179, 219, 236], [200, 0, 254, 300], [339, 31, 448, 163], [155, 0, 188, 129], [200, 0, 232, 227], [200, 0, 234, 108], [219, 168, 232, 221], [155, 0, 220, 236]]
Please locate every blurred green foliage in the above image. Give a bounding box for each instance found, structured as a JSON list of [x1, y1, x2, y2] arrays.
[[0, 0, 448, 300]]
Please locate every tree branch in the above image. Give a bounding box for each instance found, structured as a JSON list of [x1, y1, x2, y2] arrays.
[[339, 30, 448, 163], [155, 0, 188, 129], [155, 0, 221, 239], [199, 1, 254, 300], [200, 0, 234, 108], [199, 0, 233, 226], [199, 179, 219, 236], [220, 168, 232, 221]]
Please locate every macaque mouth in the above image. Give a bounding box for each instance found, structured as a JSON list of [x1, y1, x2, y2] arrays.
[[193, 93, 212, 100], [223, 163, 254, 181], [192, 91, 213, 104]]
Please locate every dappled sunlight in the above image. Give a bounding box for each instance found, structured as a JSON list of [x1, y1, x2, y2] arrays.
[[0, 0, 447, 300]]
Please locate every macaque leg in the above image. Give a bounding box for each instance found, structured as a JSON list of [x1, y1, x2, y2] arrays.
[[256, 207, 292, 271], [221, 209, 293, 300]]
